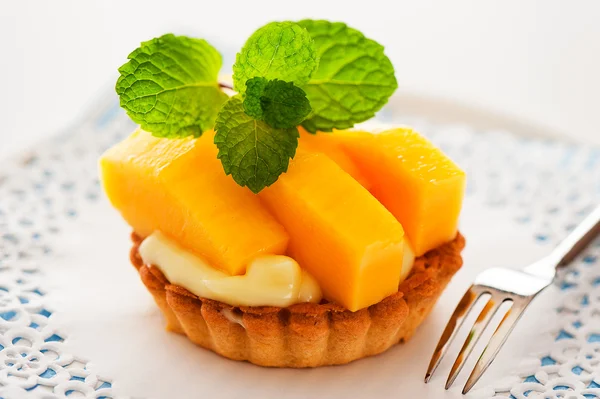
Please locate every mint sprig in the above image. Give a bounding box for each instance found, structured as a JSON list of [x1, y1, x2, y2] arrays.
[[243, 77, 312, 129], [116, 34, 227, 138], [214, 97, 299, 194], [297, 20, 398, 133], [116, 20, 398, 192], [222, 21, 316, 192], [233, 22, 318, 94]]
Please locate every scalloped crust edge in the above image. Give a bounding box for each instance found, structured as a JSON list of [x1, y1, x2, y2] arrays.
[[130, 233, 465, 367]]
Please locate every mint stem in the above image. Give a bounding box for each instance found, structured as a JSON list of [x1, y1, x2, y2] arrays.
[[219, 82, 233, 90]]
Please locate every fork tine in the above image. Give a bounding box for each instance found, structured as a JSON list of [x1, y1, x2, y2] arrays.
[[445, 296, 504, 389], [462, 301, 530, 394], [424, 286, 483, 383]]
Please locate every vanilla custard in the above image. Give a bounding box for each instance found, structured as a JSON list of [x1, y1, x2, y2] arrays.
[[139, 231, 322, 307]]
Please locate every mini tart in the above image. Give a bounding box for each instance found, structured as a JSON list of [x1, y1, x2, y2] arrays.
[[130, 232, 465, 368]]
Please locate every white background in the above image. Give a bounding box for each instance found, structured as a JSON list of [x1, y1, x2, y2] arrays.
[[2, 0, 599, 159]]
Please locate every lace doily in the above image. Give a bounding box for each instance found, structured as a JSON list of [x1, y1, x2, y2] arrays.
[[0, 95, 598, 398]]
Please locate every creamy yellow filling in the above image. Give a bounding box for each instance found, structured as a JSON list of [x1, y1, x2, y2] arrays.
[[139, 231, 322, 307], [401, 240, 415, 282], [139, 231, 415, 308]]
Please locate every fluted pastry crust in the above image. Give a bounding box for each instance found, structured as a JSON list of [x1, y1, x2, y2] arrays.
[[130, 233, 465, 367]]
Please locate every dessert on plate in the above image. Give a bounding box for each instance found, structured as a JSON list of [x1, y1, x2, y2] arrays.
[[100, 19, 466, 367]]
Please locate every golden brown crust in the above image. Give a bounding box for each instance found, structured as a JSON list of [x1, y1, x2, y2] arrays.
[[131, 232, 465, 367]]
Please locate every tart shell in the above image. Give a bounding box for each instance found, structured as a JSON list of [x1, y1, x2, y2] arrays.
[[130, 233, 465, 367]]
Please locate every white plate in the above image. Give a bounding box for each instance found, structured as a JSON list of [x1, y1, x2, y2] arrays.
[[0, 94, 599, 399]]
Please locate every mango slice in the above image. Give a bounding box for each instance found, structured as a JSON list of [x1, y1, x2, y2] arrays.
[[298, 127, 371, 190], [332, 128, 466, 256], [100, 129, 289, 275], [259, 151, 405, 311]]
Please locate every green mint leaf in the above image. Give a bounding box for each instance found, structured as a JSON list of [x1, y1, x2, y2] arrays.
[[116, 34, 228, 138], [260, 79, 312, 129], [243, 77, 269, 119], [214, 96, 299, 193], [297, 20, 398, 132], [243, 78, 312, 129], [233, 22, 318, 95]]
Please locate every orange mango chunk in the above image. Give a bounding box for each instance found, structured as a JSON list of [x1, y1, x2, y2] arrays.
[[259, 151, 405, 311], [333, 128, 466, 256], [298, 127, 371, 190], [100, 129, 289, 275]]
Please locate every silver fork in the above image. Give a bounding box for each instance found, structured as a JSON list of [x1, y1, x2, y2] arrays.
[[425, 205, 600, 393]]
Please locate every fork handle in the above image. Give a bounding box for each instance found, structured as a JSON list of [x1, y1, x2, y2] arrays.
[[526, 205, 600, 279], [554, 205, 600, 267]]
